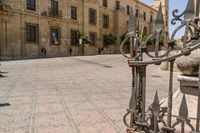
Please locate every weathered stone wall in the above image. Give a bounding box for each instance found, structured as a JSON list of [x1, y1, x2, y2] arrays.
[[0, 0, 161, 59]]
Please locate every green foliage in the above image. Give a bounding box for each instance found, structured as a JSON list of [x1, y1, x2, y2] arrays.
[[142, 35, 164, 46], [121, 32, 130, 46], [78, 32, 90, 44], [103, 33, 116, 47]]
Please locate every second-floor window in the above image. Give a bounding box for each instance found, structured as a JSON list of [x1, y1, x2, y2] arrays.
[[51, 0, 58, 16], [26, 23, 38, 43], [143, 12, 146, 21], [103, 0, 107, 7], [116, 1, 120, 10], [26, 0, 36, 11], [150, 15, 153, 22], [89, 8, 97, 24], [103, 14, 109, 29], [89, 32, 97, 45], [71, 6, 77, 20], [127, 5, 130, 15], [136, 9, 139, 17]]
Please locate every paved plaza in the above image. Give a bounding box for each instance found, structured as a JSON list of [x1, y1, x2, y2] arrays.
[[0, 54, 179, 133]]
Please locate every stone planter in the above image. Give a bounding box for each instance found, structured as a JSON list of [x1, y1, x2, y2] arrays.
[[176, 49, 200, 76]]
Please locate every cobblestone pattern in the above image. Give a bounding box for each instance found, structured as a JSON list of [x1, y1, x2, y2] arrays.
[[0, 55, 179, 133]]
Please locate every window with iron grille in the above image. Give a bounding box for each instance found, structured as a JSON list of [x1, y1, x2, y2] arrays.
[[71, 30, 79, 45], [26, 23, 38, 43], [116, 1, 120, 10], [136, 9, 139, 17], [50, 27, 61, 45], [127, 5, 130, 15], [143, 12, 146, 21], [26, 0, 36, 11], [103, 14, 109, 29], [89, 32, 97, 45], [89, 8, 97, 24], [71, 6, 77, 20], [51, 0, 58, 16], [103, 0, 107, 7]]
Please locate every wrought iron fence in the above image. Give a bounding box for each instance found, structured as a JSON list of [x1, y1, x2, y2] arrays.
[[120, 0, 200, 132]]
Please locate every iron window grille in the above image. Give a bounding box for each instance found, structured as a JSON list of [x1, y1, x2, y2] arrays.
[[26, 0, 36, 11], [70, 30, 79, 45], [26, 23, 38, 43], [51, 0, 58, 16], [89, 8, 97, 24], [103, 14, 109, 29], [89, 32, 97, 45]]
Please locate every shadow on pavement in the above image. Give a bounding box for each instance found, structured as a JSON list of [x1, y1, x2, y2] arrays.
[[0, 103, 11, 107]]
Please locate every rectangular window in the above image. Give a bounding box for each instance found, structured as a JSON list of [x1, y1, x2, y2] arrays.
[[51, 0, 58, 16], [89, 8, 97, 24], [116, 1, 120, 10], [136, 9, 139, 17], [26, 0, 36, 11], [150, 15, 153, 22], [103, 0, 107, 7], [26, 23, 38, 43], [89, 32, 97, 45], [71, 6, 77, 20], [103, 14, 109, 29], [143, 12, 146, 21], [70, 30, 79, 45], [51, 27, 61, 45], [127, 5, 130, 15]]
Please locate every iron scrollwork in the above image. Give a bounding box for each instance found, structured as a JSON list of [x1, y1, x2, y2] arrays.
[[121, 0, 200, 132]]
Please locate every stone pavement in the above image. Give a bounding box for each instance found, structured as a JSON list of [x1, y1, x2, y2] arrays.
[[0, 54, 179, 133]]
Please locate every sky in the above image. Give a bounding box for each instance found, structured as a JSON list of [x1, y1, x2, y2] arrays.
[[142, 0, 188, 38]]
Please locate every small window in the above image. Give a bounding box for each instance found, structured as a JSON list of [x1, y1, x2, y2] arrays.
[[143, 12, 146, 21], [103, 0, 107, 7], [127, 5, 130, 15], [89, 32, 97, 45], [71, 30, 79, 45], [71, 6, 77, 20], [26, 23, 38, 43], [103, 14, 109, 29], [26, 0, 36, 11], [116, 1, 120, 10], [150, 15, 153, 22], [136, 9, 139, 17], [89, 8, 97, 24], [51, 27, 61, 45], [51, 0, 59, 16]]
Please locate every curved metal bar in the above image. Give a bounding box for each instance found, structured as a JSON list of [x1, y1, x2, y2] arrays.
[[120, 35, 131, 59], [123, 110, 131, 127], [171, 24, 185, 40], [128, 41, 200, 66]]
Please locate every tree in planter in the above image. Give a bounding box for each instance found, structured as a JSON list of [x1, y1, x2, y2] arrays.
[[103, 33, 116, 54], [142, 35, 164, 51], [121, 32, 130, 53], [78, 32, 90, 55]]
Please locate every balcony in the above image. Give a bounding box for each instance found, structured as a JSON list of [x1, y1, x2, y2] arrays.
[[48, 8, 62, 18]]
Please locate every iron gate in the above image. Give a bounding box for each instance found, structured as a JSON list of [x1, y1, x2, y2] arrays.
[[120, 0, 200, 132]]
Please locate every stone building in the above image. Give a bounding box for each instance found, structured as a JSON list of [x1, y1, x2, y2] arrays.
[[0, 0, 168, 59]]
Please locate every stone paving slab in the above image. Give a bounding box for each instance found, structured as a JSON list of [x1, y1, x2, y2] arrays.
[[0, 55, 179, 133]]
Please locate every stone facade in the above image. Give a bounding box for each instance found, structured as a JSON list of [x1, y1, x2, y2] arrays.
[[0, 0, 168, 59]]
